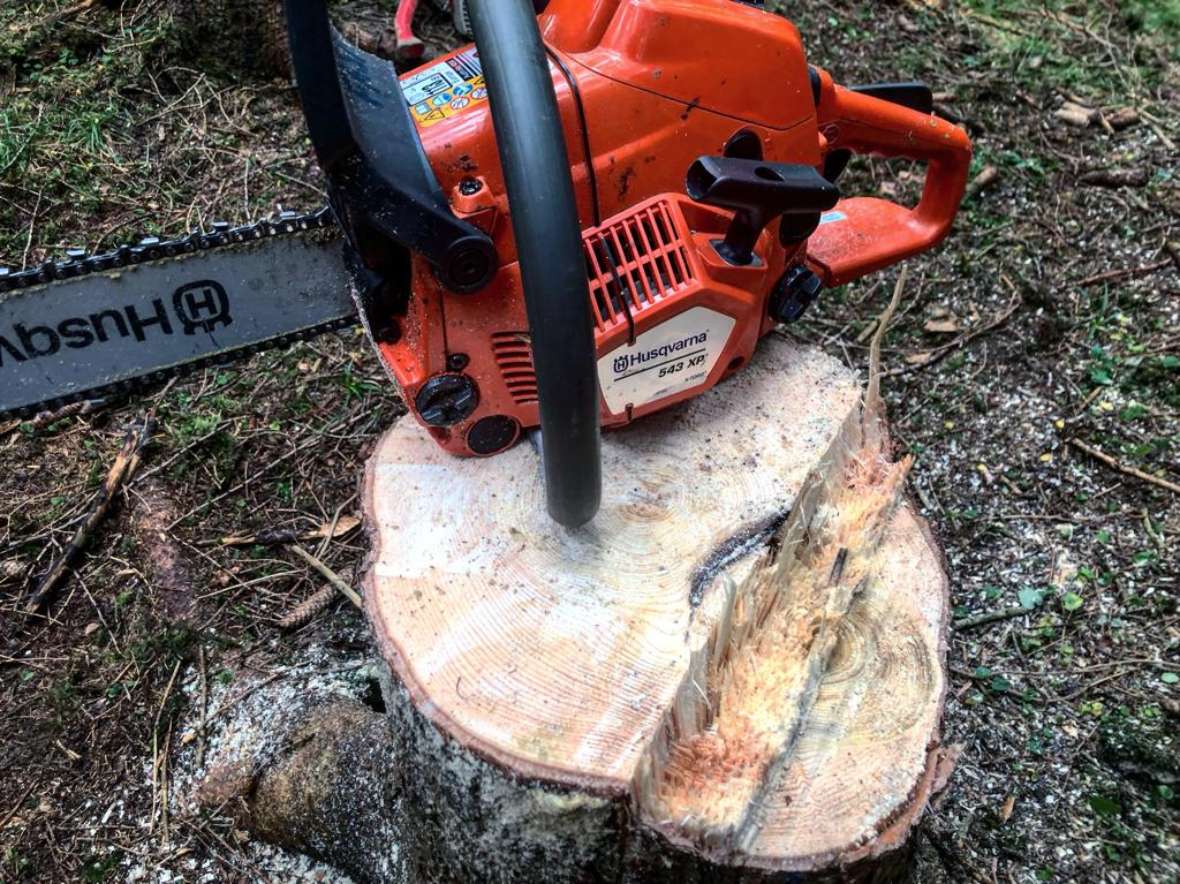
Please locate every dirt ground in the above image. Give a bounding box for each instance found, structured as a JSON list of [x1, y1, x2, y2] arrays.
[[1, 0, 1177, 882]]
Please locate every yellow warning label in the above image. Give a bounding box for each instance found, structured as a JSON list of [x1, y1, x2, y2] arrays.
[[402, 49, 489, 129]]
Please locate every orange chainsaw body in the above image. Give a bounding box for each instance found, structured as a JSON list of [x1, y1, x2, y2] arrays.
[[377, 0, 971, 456]]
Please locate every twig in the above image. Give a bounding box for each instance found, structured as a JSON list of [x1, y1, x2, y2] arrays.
[[865, 269, 907, 415], [217, 513, 359, 548], [1062, 668, 1133, 702], [289, 544, 363, 609], [1067, 438, 1179, 495], [196, 645, 208, 770], [36, 0, 99, 26], [150, 658, 182, 838], [953, 607, 1027, 631], [166, 431, 328, 530], [963, 8, 1031, 38], [0, 779, 38, 832], [20, 188, 43, 271], [317, 497, 356, 558], [889, 295, 1021, 376], [25, 418, 155, 615], [0, 107, 44, 178], [1074, 259, 1171, 288], [1138, 109, 1177, 151], [1, 398, 110, 438], [1074, 387, 1103, 414]]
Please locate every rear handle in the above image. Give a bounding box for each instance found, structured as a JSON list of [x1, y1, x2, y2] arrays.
[[806, 69, 972, 286]]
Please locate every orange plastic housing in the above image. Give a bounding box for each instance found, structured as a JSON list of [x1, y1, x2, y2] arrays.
[[381, 0, 971, 456]]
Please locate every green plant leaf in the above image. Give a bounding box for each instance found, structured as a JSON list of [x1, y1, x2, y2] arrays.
[[1088, 795, 1121, 817], [1062, 592, 1084, 612], [1018, 587, 1044, 609]]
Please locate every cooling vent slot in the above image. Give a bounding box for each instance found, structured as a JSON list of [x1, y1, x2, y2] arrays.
[[491, 331, 538, 406], [584, 200, 695, 331], [492, 200, 696, 405]]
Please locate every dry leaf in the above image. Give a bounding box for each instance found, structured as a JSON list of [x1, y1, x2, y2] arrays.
[[317, 513, 361, 539], [83, 622, 100, 637], [999, 794, 1016, 823], [904, 351, 934, 366], [924, 317, 962, 334]]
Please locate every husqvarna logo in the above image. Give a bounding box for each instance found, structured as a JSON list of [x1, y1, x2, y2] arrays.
[[610, 331, 708, 378], [0, 279, 234, 369], [172, 281, 232, 335]]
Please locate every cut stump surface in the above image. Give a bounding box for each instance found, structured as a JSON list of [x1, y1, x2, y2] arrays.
[[363, 335, 950, 879]]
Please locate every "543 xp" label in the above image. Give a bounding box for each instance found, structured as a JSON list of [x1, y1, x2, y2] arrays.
[[596, 307, 736, 415]]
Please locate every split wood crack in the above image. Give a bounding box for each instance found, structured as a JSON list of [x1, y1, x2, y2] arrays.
[[632, 273, 915, 853]]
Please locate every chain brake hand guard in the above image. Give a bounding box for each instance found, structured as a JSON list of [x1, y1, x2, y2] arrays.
[[283, 0, 496, 293]]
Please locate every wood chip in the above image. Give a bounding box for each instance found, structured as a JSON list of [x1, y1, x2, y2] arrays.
[[966, 164, 999, 199], [924, 317, 963, 335], [999, 795, 1016, 823], [1104, 107, 1140, 131], [1078, 168, 1150, 189], [1, 559, 25, 582], [1054, 102, 1098, 128], [132, 484, 196, 624]]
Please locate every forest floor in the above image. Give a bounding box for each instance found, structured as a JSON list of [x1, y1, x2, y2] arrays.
[[0, 0, 1177, 882]]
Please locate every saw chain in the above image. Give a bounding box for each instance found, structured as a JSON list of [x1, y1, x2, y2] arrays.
[[0, 207, 360, 419]]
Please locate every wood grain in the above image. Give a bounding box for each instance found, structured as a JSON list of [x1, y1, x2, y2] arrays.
[[363, 334, 950, 872]]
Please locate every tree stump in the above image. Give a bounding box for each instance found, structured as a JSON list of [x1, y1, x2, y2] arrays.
[[361, 334, 952, 882]]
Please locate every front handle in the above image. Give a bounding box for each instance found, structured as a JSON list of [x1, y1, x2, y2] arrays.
[[470, 0, 602, 528], [806, 69, 972, 286]]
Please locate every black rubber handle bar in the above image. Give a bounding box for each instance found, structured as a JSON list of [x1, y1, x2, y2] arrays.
[[466, 0, 602, 527]]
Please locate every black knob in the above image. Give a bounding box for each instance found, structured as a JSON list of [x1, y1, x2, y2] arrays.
[[415, 374, 479, 427], [686, 157, 839, 265], [770, 265, 824, 324]]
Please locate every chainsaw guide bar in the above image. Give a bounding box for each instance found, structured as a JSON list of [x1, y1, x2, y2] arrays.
[[0, 208, 359, 419]]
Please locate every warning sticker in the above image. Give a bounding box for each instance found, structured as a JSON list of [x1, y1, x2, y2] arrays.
[[597, 307, 736, 415], [400, 48, 488, 128]]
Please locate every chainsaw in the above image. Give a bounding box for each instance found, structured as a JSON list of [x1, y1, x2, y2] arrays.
[[0, 0, 971, 527]]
